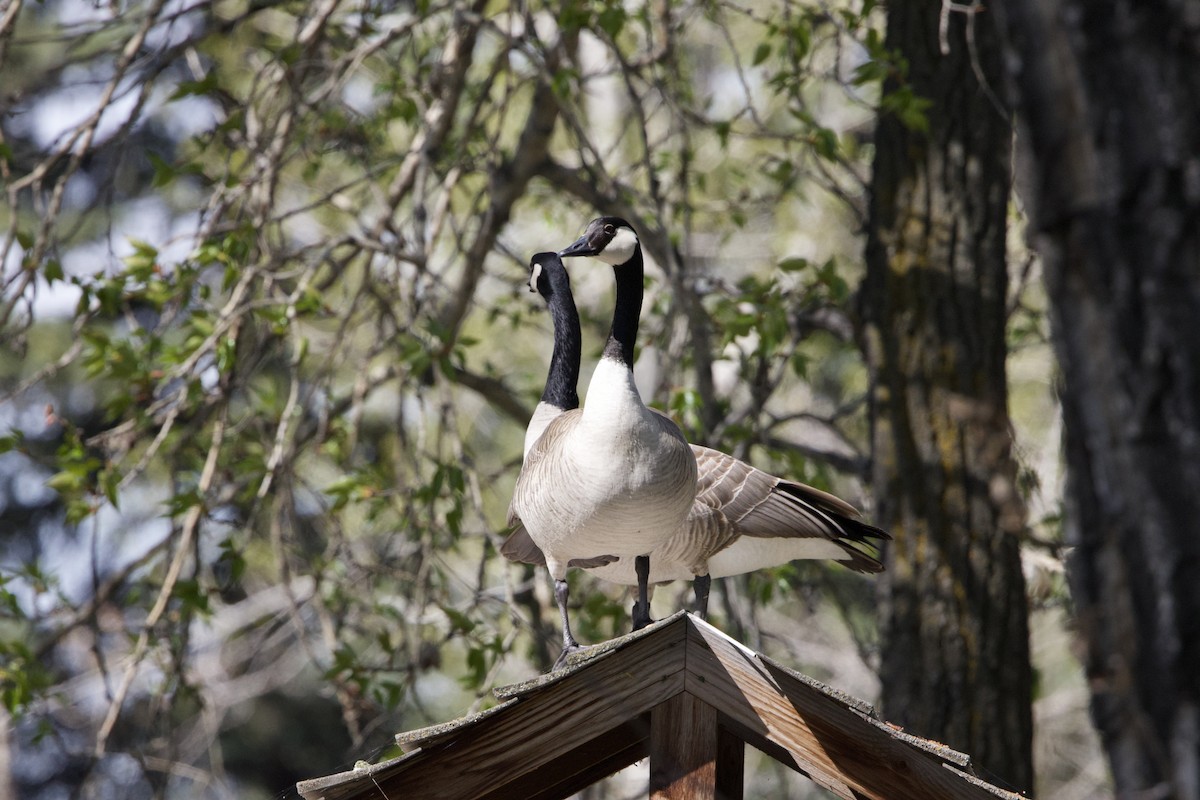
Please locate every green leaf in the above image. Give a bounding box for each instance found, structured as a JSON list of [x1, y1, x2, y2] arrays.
[[441, 604, 475, 634], [790, 351, 809, 378], [46, 470, 83, 493], [187, 310, 214, 339], [792, 19, 812, 59], [0, 641, 54, 716], [168, 72, 219, 101], [174, 579, 212, 616], [446, 465, 465, 493], [557, 4, 589, 33], [812, 127, 839, 160], [101, 469, 121, 508], [217, 538, 246, 583], [216, 335, 237, 374], [596, 5, 626, 38], [43, 259, 64, 283], [881, 85, 932, 133], [815, 258, 850, 303], [325, 475, 363, 511], [714, 120, 731, 148], [446, 503, 463, 537], [124, 239, 159, 279], [752, 41, 772, 67], [64, 499, 97, 524], [165, 489, 204, 517], [376, 680, 404, 710], [148, 152, 176, 187], [464, 646, 486, 687], [295, 286, 324, 316], [852, 59, 887, 86]]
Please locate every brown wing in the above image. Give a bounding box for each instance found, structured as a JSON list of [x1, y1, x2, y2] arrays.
[[690, 444, 888, 572], [500, 522, 545, 565], [499, 524, 618, 569]]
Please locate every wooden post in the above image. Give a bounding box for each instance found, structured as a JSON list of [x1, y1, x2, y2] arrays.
[[716, 724, 744, 800], [650, 692, 741, 800]]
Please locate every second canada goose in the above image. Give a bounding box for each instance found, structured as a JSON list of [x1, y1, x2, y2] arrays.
[[521, 252, 581, 460], [505, 233, 886, 627], [507, 243, 698, 667]]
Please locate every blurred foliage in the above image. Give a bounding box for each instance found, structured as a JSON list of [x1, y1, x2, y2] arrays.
[[0, 1, 1074, 798]]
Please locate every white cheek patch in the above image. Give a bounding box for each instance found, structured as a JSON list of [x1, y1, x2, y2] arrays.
[[598, 226, 639, 265], [528, 261, 543, 292]]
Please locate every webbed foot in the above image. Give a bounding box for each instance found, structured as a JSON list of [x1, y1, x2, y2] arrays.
[[551, 641, 592, 671], [631, 601, 656, 631]]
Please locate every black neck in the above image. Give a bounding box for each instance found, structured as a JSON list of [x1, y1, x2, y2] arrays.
[[542, 275, 582, 411], [603, 245, 643, 367]]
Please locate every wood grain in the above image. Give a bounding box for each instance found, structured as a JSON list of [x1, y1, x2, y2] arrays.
[[684, 620, 1020, 800], [650, 691, 717, 799]]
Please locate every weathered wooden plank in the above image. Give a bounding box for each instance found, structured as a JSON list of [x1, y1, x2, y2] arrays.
[[394, 698, 517, 752], [683, 620, 1021, 800], [362, 617, 688, 800], [482, 716, 650, 800], [759, 658, 1019, 799], [296, 752, 417, 800], [650, 691, 718, 799]]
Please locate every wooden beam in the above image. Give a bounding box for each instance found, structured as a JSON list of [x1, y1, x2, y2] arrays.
[[716, 724, 744, 800], [650, 691, 717, 799]]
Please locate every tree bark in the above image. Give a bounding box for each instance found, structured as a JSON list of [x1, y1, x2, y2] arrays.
[[859, 3, 1033, 792], [1003, 2, 1200, 797]]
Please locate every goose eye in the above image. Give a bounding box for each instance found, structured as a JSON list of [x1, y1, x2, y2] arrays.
[[604, 224, 615, 235]]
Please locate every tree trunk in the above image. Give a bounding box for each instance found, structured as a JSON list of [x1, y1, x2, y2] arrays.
[[859, 3, 1033, 792], [1003, 2, 1200, 797]]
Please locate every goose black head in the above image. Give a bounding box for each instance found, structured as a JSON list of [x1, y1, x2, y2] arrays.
[[528, 251, 568, 296], [559, 217, 639, 266]]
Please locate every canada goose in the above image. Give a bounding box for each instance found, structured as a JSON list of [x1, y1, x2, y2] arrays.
[[521, 252, 581, 460], [506, 244, 697, 667], [505, 228, 886, 627]]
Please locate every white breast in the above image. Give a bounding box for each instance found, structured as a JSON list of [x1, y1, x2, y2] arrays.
[[512, 358, 698, 576]]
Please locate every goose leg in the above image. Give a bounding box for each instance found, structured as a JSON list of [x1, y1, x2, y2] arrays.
[[552, 578, 586, 670], [631, 555, 655, 631], [692, 573, 711, 619]]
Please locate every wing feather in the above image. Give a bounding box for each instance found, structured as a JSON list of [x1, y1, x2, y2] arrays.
[[689, 444, 888, 572]]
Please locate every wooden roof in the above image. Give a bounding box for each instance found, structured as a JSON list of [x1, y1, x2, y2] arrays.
[[296, 612, 1022, 800]]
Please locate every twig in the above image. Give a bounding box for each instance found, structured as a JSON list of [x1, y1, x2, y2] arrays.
[[94, 406, 228, 756]]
